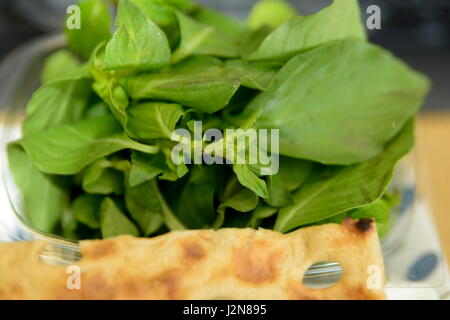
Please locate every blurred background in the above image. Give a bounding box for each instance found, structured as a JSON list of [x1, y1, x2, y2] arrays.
[[0, 0, 449, 266]]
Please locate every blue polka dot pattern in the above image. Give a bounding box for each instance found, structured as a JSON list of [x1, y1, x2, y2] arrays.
[[407, 252, 439, 281], [399, 187, 415, 216]]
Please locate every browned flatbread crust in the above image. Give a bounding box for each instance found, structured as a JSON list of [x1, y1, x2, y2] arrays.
[[0, 219, 386, 300]]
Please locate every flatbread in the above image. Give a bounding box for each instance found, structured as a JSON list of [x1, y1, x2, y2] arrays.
[[0, 218, 386, 300]]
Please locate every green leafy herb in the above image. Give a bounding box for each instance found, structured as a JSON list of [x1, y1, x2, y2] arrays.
[[233, 164, 268, 199], [8, 0, 429, 241], [65, 0, 112, 60], [171, 12, 240, 63], [129, 151, 169, 187], [82, 158, 128, 195], [41, 49, 82, 83], [72, 194, 103, 229], [248, 0, 366, 61], [7, 145, 69, 233], [192, 6, 247, 38], [104, 0, 171, 71], [100, 197, 139, 238], [122, 56, 241, 113], [242, 40, 430, 165], [247, 0, 297, 30], [126, 102, 184, 140], [125, 179, 164, 236], [24, 69, 91, 135], [274, 120, 415, 233], [225, 59, 280, 91], [213, 179, 259, 229], [20, 115, 158, 175]]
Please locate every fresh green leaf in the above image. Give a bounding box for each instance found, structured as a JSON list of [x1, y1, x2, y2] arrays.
[[41, 49, 81, 83], [82, 158, 128, 195], [265, 176, 293, 208], [160, 146, 189, 181], [122, 56, 241, 113], [240, 25, 272, 59], [249, 0, 366, 61], [126, 102, 184, 140], [100, 197, 139, 238], [20, 115, 159, 175], [84, 101, 111, 119], [273, 157, 314, 192], [274, 120, 415, 233], [213, 182, 259, 229], [129, 0, 195, 29], [129, 151, 168, 187], [7, 144, 69, 233], [90, 43, 130, 126], [191, 6, 247, 38], [176, 166, 221, 228], [171, 12, 240, 63], [233, 164, 268, 198], [23, 70, 91, 135], [125, 179, 164, 236], [150, 179, 186, 230], [242, 40, 430, 165], [72, 194, 103, 229], [225, 59, 280, 91], [246, 204, 277, 228], [104, 0, 171, 71], [65, 0, 112, 60], [247, 0, 297, 30]]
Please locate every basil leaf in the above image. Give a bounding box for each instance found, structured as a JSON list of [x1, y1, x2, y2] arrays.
[[7, 144, 69, 233], [100, 198, 139, 238], [192, 6, 247, 38], [249, 0, 366, 61], [274, 157, 314, 192], [129, 151, 168, 187], [125, 180, 164, 236], [23, 70, 91, 136], [160, 147, 189, 181], [171, 12, 240, 63], [246, 204, 278, 228], [82, 158, 128, 195], [104, 0, 171, 71], [240, 25, 272, 59], [90, 43, 130, 126], [122, 56, 241, 113], [243, 40, 430, 165], [233, 164, 268, 199], [247, 0, 297, 30], [126, 102, 184, 140], [225, 59, 280, 91], [128, 150, 185, 186], [213, 186, 258, 229], [20, 115, 159, 175], [129, 0, 195, 29], [41, 50, 81, 83], [150, 180, 186, 231], [265, 176, 293, 208], [176, 166, 221, 229], [65, 0, 112, 60], [72, 194, 103, 229], [84, 101, 111, 119], [274, 120, 415, 233]]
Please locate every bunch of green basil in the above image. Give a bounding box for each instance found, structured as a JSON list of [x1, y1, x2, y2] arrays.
[[7, 0, 429, 240]]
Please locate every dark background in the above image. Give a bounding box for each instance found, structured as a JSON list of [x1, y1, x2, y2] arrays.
[[0, 0, 449, 110]]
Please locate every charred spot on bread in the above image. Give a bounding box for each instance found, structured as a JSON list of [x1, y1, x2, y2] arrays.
[[355, 218, 374, 233]]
